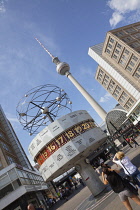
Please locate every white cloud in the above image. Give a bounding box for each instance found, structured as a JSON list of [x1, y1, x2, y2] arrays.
[[99, 92, 112, 103], [0, 0, 6, 13], [107, 0, 140, 27], [109, 12, 124, 28]]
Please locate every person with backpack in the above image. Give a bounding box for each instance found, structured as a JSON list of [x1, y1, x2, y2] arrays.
[[102, 167, 140, 210], [113, 151, 140, 188]]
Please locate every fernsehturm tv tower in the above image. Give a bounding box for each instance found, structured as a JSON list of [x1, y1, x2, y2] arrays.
[[35, 38, 107, 121]]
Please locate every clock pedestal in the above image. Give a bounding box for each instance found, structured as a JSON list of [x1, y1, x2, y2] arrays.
[[75, 158, 105, 196], [29, 110, 107, 196]]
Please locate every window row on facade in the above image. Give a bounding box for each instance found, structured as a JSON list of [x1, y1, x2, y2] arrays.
[[112, 24, 140, 38], [0, 167, 46, 199], [105, 37, 140, 80], [97, 69, 136, 111]]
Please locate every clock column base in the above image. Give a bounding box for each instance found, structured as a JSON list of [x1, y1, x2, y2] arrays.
[[75, 159, 105, 196]]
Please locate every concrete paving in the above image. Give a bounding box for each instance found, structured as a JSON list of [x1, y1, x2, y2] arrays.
[[51, 136, 140, 210]]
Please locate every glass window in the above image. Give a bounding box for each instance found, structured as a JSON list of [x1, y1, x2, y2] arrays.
[[129, 61, 135, 67], [17, 169, 24, 178], [99, 69, 104, 74], [125, 98, 135, 108], [134, 72, 140, 79], [110, 38, 114, 43], [116, 86, 121, 91], [124, 49, 129, 55], [119, 91, 128, 103], [118, 98, 124, 103], [119, 59, 125, 66], [0, 174, 10, 189], [112, 54, 117, 59], [110, 80, 115, 85], [108, 43, 112, 49], [133, 33, 140, 38], [117, 43, 122, 49], [132, 55, 138, 61], [19, 177, 27, 185], [105, 75, 109, 80], [106, 48, 110, 54], [8, 169, 18, 181], [124, 104, 130, 110], [7, 156, 15, 164], [135, 25, 140, 30], [1, 142, 11, 152], [22, 171, 28, 179], [115, 49, 120, 54], [12, 179, 21, 189], [130, 42, 140, 48], [113, 92, 118, 98], [0, 184, 13, 199], [125, 28, 136, 33], [114, 31, 125, 37], [0, 160, 3, 168], [27, 173, 33, 180], [0, 132, 6, 140], [107, 87, 113, 93], [122, 92, 128, 97], [126, 66, 132, 72], [122, 55, 127, 60], [122, 36, 134, 42], [103, 81, 107, 87], [129, 98, 134, 104]]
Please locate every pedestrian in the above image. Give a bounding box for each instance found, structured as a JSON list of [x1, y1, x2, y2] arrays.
[[125, 137, 133, 148], [102, 167, 140, 210], [94, 166, 100, 175], [61, 188, 68, 201], [98, 157, 104, 165], [100, 162, 111, 169], [27, 203, 44, 210], [129, 137, 140, 148], [113, 151, 140, 188], [79, 178, 85, 186]]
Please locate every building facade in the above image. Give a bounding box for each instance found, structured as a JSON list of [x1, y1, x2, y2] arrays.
[[88, 22, 140, 121], [0, 105, 49, 210], [0, 105, 32, 170]]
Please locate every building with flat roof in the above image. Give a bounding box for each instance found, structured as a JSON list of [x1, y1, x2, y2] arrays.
[[88, 22, 140, 122], [0, 105, 49, 210]]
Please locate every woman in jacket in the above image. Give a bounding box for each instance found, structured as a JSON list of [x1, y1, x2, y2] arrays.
[[102, 167, 140, 210], [113, 151, 140, 188]]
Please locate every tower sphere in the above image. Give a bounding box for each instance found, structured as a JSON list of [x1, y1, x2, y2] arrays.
[[56, 62, 70, 75]]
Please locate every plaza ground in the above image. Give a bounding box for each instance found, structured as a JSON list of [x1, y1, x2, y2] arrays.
[[51, 135, 140, 210]]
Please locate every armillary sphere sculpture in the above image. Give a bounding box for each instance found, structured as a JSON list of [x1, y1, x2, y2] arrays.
[[16, 84, 72, 135]]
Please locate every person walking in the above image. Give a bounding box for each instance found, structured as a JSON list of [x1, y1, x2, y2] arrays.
[[27, 203, 44, 210], [102, 167, 140, 210], [129, 136, 140, 148], [113, 151, 140, 188]]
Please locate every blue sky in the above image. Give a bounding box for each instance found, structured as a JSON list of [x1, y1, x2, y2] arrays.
[[0, 0, 140, 164]]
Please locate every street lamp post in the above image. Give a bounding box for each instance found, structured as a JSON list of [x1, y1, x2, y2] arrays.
[[109, 121, 133, 148]]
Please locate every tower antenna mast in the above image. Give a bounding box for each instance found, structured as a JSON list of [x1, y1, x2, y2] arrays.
[[35, 37, 55, 59]]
